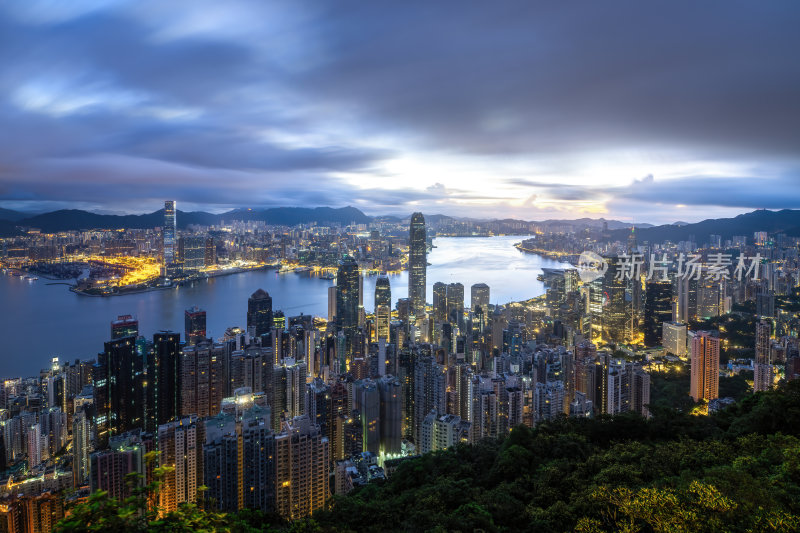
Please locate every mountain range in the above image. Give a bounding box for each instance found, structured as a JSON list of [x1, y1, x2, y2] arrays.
[[1, 206, 799, 243]]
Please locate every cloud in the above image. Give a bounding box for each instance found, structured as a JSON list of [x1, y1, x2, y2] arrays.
[[0, 1, 798, 221]]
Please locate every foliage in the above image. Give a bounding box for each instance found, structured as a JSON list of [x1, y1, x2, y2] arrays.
[[58, 382, 800, 532]]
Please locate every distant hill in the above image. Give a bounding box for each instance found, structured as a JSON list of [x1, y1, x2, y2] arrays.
[[609, 209, 800, 243], [10, 206, 371, 232], [0, 207, 29, 222], [0, 219, 21, 237]]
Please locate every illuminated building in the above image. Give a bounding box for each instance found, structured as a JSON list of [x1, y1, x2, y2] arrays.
[[374, 273, 391, 342], [446, 282, 465, 330], [377, 375, 402, 457], [643, 280, 672, 347], [158, 416, 205, 514], [163, 200, 176, 276], [91, 431, 151, 501], [420, 411, 470, 454], [754, 320, 774, 392], [354, 379, 380, 455], [95, 336, 145, 445], [181, 340, 227, 419], [203, 405, 275, 513], [336, 256, 360, 356], [110, 315, 138, 340], [413, 356, 446, 445], [182, 235, 205, 272], [274, 415, 329, 519], [273, 358, 307, 430], [662, 322, 687, 357], [689, 331, 720, 402], [432, 282, 447, 324], [184, 306, 207, 346], [150, 331, 181, 430], [470, 283, 490, 313], [601, 256, 627, 344], [408, 212, 427, 318], [72, 407, 92, 486], [247, 289, 274, 338]]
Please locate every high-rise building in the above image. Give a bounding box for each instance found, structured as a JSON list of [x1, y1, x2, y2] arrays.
[[446, 283, 465, 330], [377, 375, 402, 458], [91, 431, 151, 501], [95, 336, 145, 445], [274, 416, 329, 520], [662, 322, 688, 357], [336, 256, 360, 356], [181, 341, 227, 419], [419, 411, 470, 454], [247, 289, 273, 338], [184, 307, 206, 346], [110, 315, 139, 340], [413, 356, 446, 444], [72, 407, 92, 486], [470, 283, 490, 313], [408, 213, 427, 317], [374, 273, 391, 343], [643, 280, 672, 347], [754, 320, 774, 392], [158, 416, 205, 514], [689, 331, 720, 402], [273, 358, 307, 429], [432, 282, 448, 324], [203, 405, 275, 514], [150, 332, 182, 429], [163, 200, 176, 275], [354, 379, 381, 455], [182, 235, 205, 273]]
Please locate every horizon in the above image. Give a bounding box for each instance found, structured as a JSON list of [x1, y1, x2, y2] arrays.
[[0, 203, 791, 227], [1, 2, 798, 223]]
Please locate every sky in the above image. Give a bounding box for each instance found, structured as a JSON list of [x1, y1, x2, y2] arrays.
[[1, 1, 799, 224]]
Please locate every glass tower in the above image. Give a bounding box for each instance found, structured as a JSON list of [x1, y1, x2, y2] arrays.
[[163, 200, 176, 273], [408, 212, 427, 317]]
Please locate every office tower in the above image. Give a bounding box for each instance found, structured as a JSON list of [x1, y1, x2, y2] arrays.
[[420, 411, 470, 454], [377, 376, 402, 457], [110, 315, 139, 340], [158, 416, 205, 514], [408, 212, 427, 317], [470, 283, 490, 313], [413, 356, 446, 444], [273, 358, 307, 429], [182, 235, 205, 273], [72, 407, 92, 486], [203, 406, 275, 513], [95, 336, 145, 445], [662, 322, 688, 357], [327, 285, 337, 323], [184, 307, 206, 346], [91, 431, 151, 501], [689, 332, 720, 402], [204, 237, 216, 267], [336, 256, 360, 356], [354, 379, 381, 455], [374, 273, 391, 342], [446, 283, 465, 330], [181, 341, 227, 419], [432, 282, 448, 324], [247, 289, 274, 337], [274, 416, 330, 520], [163, 200, 176, 274], [602, 257, 627, 344], [150, 331, 181, 429], [754, 320, 774, 392], [643, 280, 672, 347]]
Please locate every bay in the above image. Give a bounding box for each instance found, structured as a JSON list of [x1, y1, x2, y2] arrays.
[[0, 236, 570, 377]]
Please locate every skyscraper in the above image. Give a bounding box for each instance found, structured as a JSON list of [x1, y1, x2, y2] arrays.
[[247, 289, 273, 337], [151, 331, 181, 429], [432, 282, 448, 324], [95, 336, 145, 445], [184, 306, 207, 346], [470, 283, 490, 313], [163, 200, 176, 275], [181, 341, 227, 419], [336, 256, 360, 356], [754, 320, 774, 392], [374, 273, 391, 342], [408, 212, 427, 317], [158, 416, 205, 514], [110, 315, 139, 340], [643, 280, 672, 347], [689, 331, 720, 402], [274, 416, 329, 520]]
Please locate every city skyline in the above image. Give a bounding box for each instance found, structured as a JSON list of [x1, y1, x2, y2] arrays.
[[1, 2, 799, 223]]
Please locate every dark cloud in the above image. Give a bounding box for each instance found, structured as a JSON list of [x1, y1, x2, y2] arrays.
[[0, 1, 798, 220]]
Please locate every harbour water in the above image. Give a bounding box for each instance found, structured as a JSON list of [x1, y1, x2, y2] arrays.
[[0, 235, 570, 377]]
